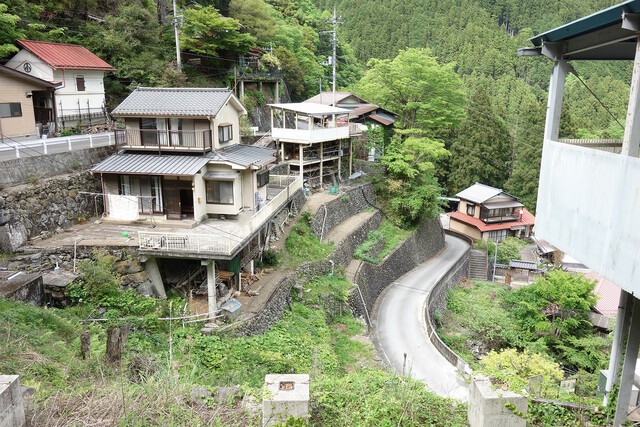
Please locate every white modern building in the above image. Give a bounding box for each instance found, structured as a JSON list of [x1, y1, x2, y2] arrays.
[[522, 1, 640, 424]]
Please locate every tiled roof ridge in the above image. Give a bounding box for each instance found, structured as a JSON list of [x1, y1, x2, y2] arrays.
[[135, 87, 231, 92]]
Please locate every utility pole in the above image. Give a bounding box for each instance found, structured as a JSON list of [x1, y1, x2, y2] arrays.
[[327, 6, 341, 107], [172, 0, 183, 70]]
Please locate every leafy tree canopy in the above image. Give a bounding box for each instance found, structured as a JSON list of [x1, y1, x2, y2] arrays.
[[378, 130, 449, 225], [181, 5, 255, 56], [356, 48, 465, 133], [0, 3, 23, 58]]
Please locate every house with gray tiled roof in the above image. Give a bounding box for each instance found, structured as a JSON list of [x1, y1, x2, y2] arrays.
[[90, 87, 303, 317], [93, 87, 297, 222]]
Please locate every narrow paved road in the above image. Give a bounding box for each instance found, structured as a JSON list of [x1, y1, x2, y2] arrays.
[[371, 234, 470, 401]]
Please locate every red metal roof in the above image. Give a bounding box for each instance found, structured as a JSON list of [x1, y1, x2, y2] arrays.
[[17, 40, 115, 71], [447, 209, 535, 232], [584, 272, 621, 317]]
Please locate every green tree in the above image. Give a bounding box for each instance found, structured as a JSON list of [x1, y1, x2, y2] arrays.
[[229, 0, 276, 44], [356, 48, 465, 134], [0, 3, 23, 58], [448, 86, 511, 194], [480, 348, 564, 394], [377, 130, 449, 226], [505, 270, 607, 370], [181, 4, 255, 56]]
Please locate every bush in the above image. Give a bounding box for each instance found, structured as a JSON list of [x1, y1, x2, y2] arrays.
[[480, 348, 564, 395]]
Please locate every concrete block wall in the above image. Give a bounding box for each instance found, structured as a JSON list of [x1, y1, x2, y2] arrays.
[[0, 376, 25, 427], [468, 375, 527, 427], [0, 146, 114, 187]]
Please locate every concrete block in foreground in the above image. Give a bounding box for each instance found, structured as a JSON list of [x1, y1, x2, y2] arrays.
[[468, 375, 527, 427], [0, 376, 25, 427], [263, 374, 309, 426]]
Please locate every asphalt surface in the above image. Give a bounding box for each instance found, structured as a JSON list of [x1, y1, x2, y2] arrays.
[[371, 234, 470, 401]]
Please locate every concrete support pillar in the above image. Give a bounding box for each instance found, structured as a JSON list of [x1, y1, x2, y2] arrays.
[[275, 80, 280, 103], [239, 80, 245, 102], [205, 259, 217, 319], [544, 60, 570, 142], [622, 37, 640, 157], [604, 290, 631, 405], [349, 139, 353, 176], [320, 141, 324, 185], [614, 296, 640, 426], [144, 257, 166, 299], [299, 145, 304, 181]]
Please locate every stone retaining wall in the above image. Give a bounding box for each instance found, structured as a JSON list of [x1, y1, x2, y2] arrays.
[[310, 183, 376, 239], [0, 146, 114, 187], [0, 171, 103, 252], [221, 259, 334, 337], [330, 211, 383, 267], [349, 218, 445, 317]]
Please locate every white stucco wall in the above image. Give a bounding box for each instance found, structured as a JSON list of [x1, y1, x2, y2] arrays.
[[5, 50, 107, 118], [537, 139, 640, 293]]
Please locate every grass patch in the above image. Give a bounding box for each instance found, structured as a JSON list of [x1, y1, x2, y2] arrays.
[[283, 213, 333, 267], [354, 220, 411, 264]]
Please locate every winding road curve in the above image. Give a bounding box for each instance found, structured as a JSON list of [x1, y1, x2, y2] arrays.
[[371, 234, 470, 401]]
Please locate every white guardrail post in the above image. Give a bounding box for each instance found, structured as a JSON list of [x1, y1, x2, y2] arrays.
[[42, 139, 48, 154], [67, 137, 72, 151]]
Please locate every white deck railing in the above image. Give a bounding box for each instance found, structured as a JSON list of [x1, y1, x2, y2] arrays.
[[271, 126, 349, 143], [0, 132, 114, 161], [138, 175, 302, 256], [138, 232, 232, 255]]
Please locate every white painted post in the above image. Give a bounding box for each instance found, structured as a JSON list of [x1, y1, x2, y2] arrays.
[[206, 260, 217, 319], [89, 135, 93, 148], [108, 133, 112, 146], [14, 143, 19, 159], [622, 37, 640, 158], [42, 139, 48, 154], [67, 137, 72, 151], [544, 60, 570, 142]]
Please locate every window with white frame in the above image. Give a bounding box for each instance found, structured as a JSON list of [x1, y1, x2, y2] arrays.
[[218, 124, 232, 143], [206, 180, 234, 204]]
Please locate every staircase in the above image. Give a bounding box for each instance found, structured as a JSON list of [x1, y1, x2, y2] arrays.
[[469, 249, 488, 281]]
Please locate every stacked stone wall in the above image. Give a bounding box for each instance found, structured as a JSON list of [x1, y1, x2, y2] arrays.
[[0, 171, 103, 252]]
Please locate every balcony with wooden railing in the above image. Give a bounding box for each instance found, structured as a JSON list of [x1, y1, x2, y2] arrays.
[[115, 129, 213, 153]]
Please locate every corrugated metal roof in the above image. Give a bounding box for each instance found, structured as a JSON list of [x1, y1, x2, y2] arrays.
[[208, 144, 276, 168], [112, 87, 233, 117], [484, 200, 524, 209], [269, 102, 350, 115], [368, 113, 394, 126], [529, 0, 640, 46], [456, 183, 504, 204], [303, 92, 364, 105], [17, 39, 115, 71], [91, 154, 209, 176]]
